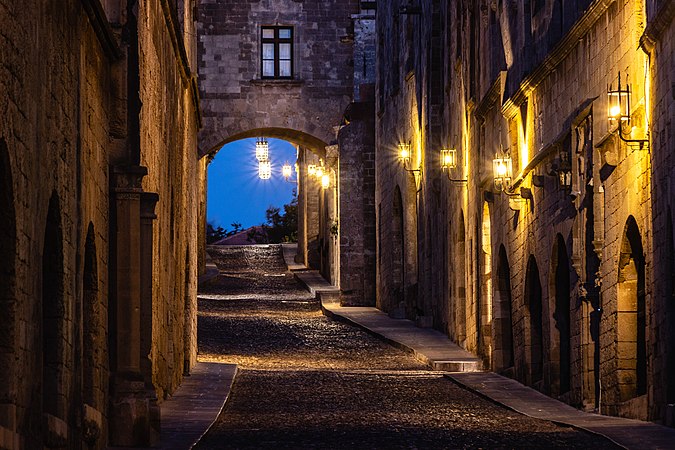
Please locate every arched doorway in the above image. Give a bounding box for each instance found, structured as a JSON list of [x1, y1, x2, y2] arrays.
[[667, 210, 675, 406], [494, 245, 514, 373], [552, 234, 571, 395], [525, 255, 544, 387], [480, 202, 493, 360], [42, 191, 67, 424], [456, 212, 467, 345], [392, 185, 405, 315], [0, 139, 16, 418], [617, 216, 646, 401]]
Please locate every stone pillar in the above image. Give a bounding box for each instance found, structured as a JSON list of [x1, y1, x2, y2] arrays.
[[109, 166, 159, 447], [338, 101, 376, 306], [297, 148, 322, 269]]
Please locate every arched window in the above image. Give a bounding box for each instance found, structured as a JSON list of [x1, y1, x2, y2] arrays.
[[0, 139, 16, 412], [494, 245, 514, 372], [42, 191, 66, 420], [525, 255, 544, 386], [553, 234, 571, 395], [617, 216, 646, 400]]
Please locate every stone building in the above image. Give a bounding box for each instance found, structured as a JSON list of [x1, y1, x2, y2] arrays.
[[197, 0, 378, 306], [0, 0, 200, 447], [375, 0, 674, 424]]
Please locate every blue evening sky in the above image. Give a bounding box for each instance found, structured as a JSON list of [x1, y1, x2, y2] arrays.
[[207, 138, 297, 231]]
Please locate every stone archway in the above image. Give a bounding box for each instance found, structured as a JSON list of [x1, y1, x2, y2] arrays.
[[494, 245, 514, 373], [617, 216, 646, 402], [42, 191, 68, 444], [551, 234, 571, 396], [525, 255, 544, 387]]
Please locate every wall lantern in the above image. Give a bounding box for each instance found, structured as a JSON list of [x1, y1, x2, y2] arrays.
[[321, 173, 331, 189], [440, 148, 467, 184], [492, 152, 513, 192], [607, 72, 648, 149], [255, 138, 269, 162], [307, 164, 317, 176], [315, 165, 324, 178], [258, 160, 272, 180], [557, 151, 572, 190], [398, 142, 411, 164]]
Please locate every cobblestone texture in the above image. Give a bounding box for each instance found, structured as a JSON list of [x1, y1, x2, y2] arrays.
[[195, 245, 618, 449]]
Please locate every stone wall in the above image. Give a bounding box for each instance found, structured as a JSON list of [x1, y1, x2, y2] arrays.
[[0, 0, 200, 447], [197, 0, 360, 155], [375, 0, 673, 423]]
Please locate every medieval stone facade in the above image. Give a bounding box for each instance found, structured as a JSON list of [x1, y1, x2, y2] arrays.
[[375, 0, 674, 424], [0, 0, 200, 447]]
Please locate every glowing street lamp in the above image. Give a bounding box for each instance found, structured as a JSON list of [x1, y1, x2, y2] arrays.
[[440, 148, 457, 170], [493, 152, 512, 191], [258, 160, 272, 180], [307, 164, 317, 176], [255, 138, 269, 162], [315, 165, 324, 178], [607, 72, 648, 148], [398, 142, 411, 163], [321, 173, 330, 189], [282, 162, 293, 179]]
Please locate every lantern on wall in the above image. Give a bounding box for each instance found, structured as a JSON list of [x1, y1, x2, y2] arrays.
[[398, 142, 411, 163], [282, 162, 293, 180], [307, 164, 317, 176], [321, 173, 330, 189], [607, 73, 631, 126], [557, 151, 572, 190], [440, 148, 457, 170], [493, 152, 512, 191]]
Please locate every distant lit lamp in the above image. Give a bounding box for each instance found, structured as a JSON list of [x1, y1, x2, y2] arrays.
[[282, 162, 293, 179], [255, 138, 269, 161], [398, 141, 421, 174], [307, 164, 317, 176], [607, 72, 648, 149], [258, 160, 272, 180], [315, 165, 324, 178], [440, 148, 466, 183], [321, 173, 330, 189]]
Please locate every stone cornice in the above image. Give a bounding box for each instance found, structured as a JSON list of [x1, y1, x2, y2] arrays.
[[501, 0, 616, 119], [159, 0, 202, 129], [639, 2, 675, 54], [81, 0, 123, 60]]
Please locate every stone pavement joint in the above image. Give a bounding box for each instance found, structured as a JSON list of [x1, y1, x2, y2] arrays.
[[284, 243, 675, 450]]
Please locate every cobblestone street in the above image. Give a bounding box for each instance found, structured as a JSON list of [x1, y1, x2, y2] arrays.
[[195, 245, 618, 449]]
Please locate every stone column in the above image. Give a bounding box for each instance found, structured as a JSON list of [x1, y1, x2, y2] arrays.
[[109, 166, 159, 447]]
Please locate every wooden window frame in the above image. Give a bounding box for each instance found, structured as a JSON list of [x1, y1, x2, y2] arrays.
[[261, 26, 294, 79]]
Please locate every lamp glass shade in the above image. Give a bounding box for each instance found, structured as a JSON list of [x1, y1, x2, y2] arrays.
[[493, 155, 512, 190], [307, 164, 316, 176], [398, 142, 411, 162], [321, 174, 330, 189], [440, 149, 456, 169], [258, 161, 272, 180], [282, 163, 293, 179], [255, 139, 269, 161]]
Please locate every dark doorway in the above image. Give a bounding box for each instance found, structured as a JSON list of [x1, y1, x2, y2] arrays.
[[525, 255, 544, 386], [42, 191, 66, 420], [553, 234, 571, 394], [495, 245, 514, 372]]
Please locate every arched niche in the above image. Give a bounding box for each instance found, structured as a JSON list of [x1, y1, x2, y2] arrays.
[[551, 233, 571, 395], [525, 255, 544, 386], [494, 245, 514, 373]]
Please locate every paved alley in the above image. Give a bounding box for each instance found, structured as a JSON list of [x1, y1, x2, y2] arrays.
[[194, 245, 618, 449]]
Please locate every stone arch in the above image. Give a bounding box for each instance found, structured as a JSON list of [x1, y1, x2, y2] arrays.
[[667, 209, 675, 405], [525, 255, 544, 386], [42, 191, 67, 422], [392, 185, 405, 313], [480, 202, 493, 360], [494, 245, 514, 373], [617, 216, 646, 401], [551, 233, 571, 395], [456, 211, 467, 345], [82, 223, 99, 407], [0, 138, 16, 412], [202, 128, 328, 159]]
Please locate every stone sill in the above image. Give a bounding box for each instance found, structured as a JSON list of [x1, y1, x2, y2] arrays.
[[250, 79, 305, 87]]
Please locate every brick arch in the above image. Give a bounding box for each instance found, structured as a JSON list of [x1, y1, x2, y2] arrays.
[[617, 215, 646, 401], [202, 127, 330, 158], [551, 233, 571, 396], [0, 138, 16, 412]]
